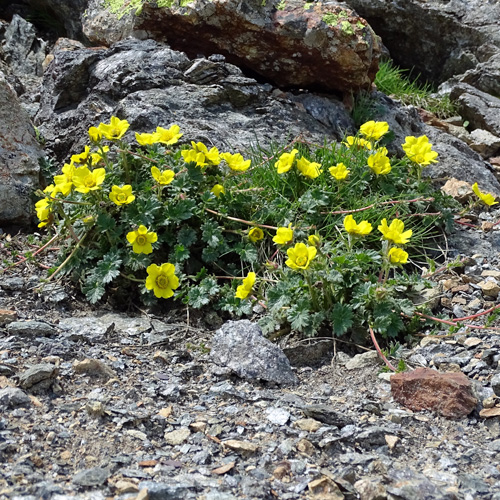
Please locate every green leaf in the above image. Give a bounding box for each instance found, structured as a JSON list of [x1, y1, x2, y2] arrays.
[[330, 303, 353, 337], [174, 244, 190, 262], [289, 307, 311, 332], [96, 250, 122, 284], [164, 199, 196, 223], [201, 220, 223, 248], [178, 226, 197, 247], [82, 279, 106, 304], [187, 287, 211, 308]]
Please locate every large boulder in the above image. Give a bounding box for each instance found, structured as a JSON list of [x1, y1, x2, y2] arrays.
[[345, 0, 500, 84], [83, 0, 381, 93], [0, 74, 43, 227], [34, 38, 354, 164]]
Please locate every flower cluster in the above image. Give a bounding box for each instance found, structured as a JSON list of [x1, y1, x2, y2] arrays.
[[34, 116, 463, 341]]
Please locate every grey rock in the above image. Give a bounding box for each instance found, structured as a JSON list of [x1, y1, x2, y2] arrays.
[[469, 129, 500, 159], [386, 467, 451, 500], [2, 15, 46, 77], [138, 481, 195, 500], [458, 52, 500, 97], [302, 404, 354, 428], [18, 363, 57, 389], [210, 320, 298, 386], [265, 407, 290, 426], [0, 277, 25, 291], [0, 74, 43, 227], [72, 467, 110, 487], [345, 350, 381, 370], [34, 38, 345, 166], [7, 321, 56, 338], [0, 387, 31, 408], [491, 373, 500, 397], [451, 83, 500, 138], [346, 0, 500, 83]]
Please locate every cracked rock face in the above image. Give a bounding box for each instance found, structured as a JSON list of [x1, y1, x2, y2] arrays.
[[34, 37, 354, 164], [83, 0, 381, 93]]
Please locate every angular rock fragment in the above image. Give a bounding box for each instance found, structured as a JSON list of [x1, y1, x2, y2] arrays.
[[18, 363, 58, 390], [391, 367, 477, 418], [210, 320, 298, 386]]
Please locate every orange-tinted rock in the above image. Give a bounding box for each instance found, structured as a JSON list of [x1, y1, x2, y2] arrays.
[[391, 367, 477, 418], [86, 0, 381, 93]]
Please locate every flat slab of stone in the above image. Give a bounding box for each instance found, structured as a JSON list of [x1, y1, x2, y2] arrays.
[[391, 367, 477, 418]]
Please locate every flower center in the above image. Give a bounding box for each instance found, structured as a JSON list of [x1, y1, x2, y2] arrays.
[[296, 255, 307, 267], [156, 274, 169, 289], [84, 175, 95, 187], [136, 235, 147, 246], [116, 193, 127, 202]]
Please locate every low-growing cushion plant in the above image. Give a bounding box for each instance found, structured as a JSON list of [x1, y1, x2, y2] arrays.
[[36, 115, 498, 345]]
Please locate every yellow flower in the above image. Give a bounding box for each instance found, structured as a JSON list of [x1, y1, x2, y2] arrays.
[[97, 116, 130, 140], [235, 272, 256, 300], [286, 242, 317, 271], [221, 152, 251, 172], [136, 132, 157, 146], [472, 182, 498, 206], [274, 149, 298, 174], [329, 162, 350, 181], [109, 185, 135, 206], [153, 124, 183, 145], [145, 263, 179, 299], [343, 136, 372, 150], [248, 227, 264, 242], [35, 198, 52, 228], [181, 149, 207, 167], [308, 234, 320, 247], [343, 214, 373, 236], [367, 150, 391, 175], [126, 225, 158, 254], [88, 126, 102, 142], [53, 162, 76, 196], [402, 135, 438, 166], [388, 247, 409, 265], [296, 157, 322, 179], [211, 184, 225, 197], [151, 166, 175, 185], [359, 121, 389, 141], [90, 146, 109, 165], [378, 218, 412, 245], [273, 223, 294, 245], [191, 141, 221, 165], [71, 146, 91, 164], [72, 167, 106, 193]]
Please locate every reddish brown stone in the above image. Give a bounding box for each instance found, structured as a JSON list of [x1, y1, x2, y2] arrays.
[[391, 367, 478, 419], [85, 0, 380, 93]]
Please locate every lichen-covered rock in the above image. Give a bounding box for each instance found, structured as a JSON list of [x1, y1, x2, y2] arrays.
[[84, 0, 381, 93], [0, 74, 43, 227]]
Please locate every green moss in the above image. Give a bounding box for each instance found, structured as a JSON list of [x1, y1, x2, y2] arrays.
[[276, 0, 286, 10], [103, 0, 191, 18], [340, 20, 354, 35]]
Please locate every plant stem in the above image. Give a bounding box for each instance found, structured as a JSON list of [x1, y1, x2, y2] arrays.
[[47, 230, 90, 281], [369, 325, 397, 371]]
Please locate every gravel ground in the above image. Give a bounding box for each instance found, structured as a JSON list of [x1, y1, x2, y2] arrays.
[[1, 221, 500, 500]]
